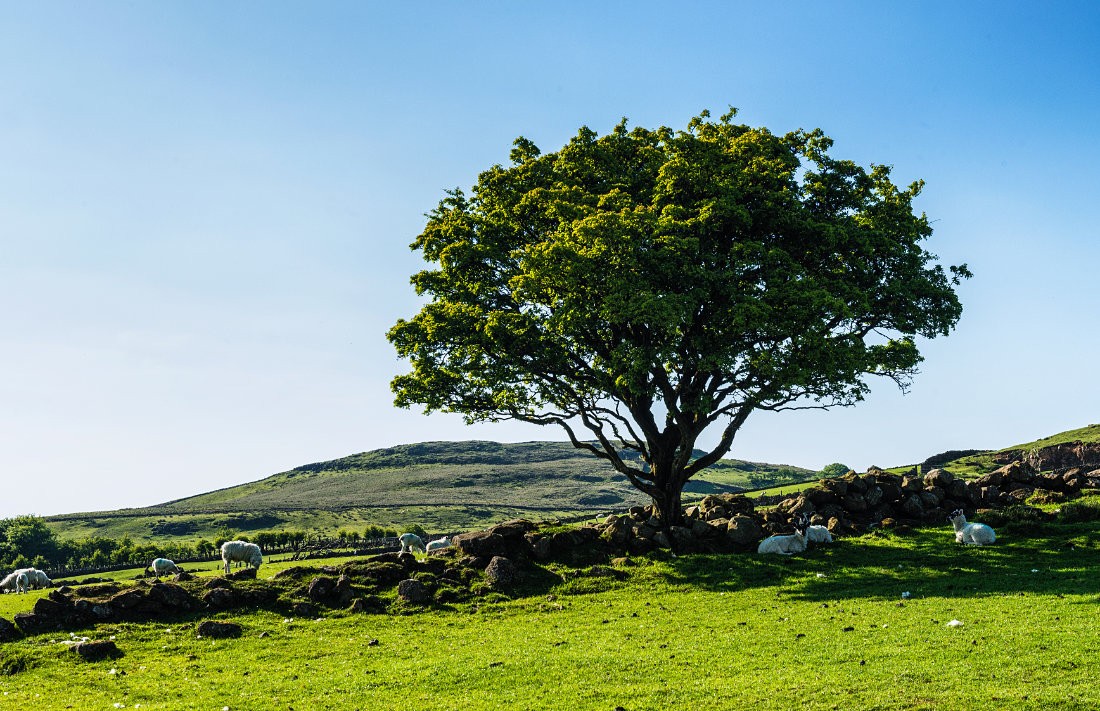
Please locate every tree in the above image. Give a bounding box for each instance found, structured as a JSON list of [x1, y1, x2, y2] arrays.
[[388, 109, 970, 527], [820, 463, 852, 478]]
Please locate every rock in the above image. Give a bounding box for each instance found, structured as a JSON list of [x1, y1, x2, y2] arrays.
[[842, 493, 868, 513], [307, 576, 337, 602], [1026, 442, 1100, 472], [864, 485, 884, 507], [196, 621, 242, 639], [146, 583, 197, 610], [291, 602, 317, 617], [107, 589, 145, 610], [652, 530, 671, 549], [601, 516, 633, 546], [452, 530, 530, 559], [923, 468, 955, 489], [900, 494, 925, 517], [397, 579, 429, 604], [726, 515, 764, 547], [202, 588, 238, 609], [776, 496, 815, 516], [0, 617, 21, 642], [72, 640, 122, 661], [484, 556, 519, 589], [348, 596, 385, 614], [226, 568, 257, 581], [900, 476, 924, 493]]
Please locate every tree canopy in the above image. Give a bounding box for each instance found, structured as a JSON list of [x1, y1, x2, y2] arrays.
[[388, 109, 969, 526]]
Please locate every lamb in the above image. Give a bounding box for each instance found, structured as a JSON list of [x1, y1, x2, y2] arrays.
[[149, 558, 182, 579], [425, 536, 451, 552], [948, 509, 996, 546], [14, 572, 28, 594], [11, 567, 44, 590], [805, 524, 834, 545], [398, 532, 426, 554], [220, 540, 263, 575], [757, 516, 809, 555]]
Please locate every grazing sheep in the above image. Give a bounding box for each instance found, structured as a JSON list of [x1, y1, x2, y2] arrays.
[[398, 532, 426, 554], [11, 567, 46, 590], [28, 569, 51, 589], [805, 524, 834, 545], [425, 536, 451, 552], [0, 571, 22, 593], [948, 509, 996, 546], [149, 558, 182, 579], [220, 540, 263, 575], [757, 516, 809, 555]]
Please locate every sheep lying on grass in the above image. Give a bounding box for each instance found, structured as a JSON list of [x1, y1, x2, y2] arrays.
[[220, 540, 263, 575], [426, 536, 451, 552], [948, 509, 996, 546], [805, 524, 834, 545], [757, 516, 809, 555], [149, 558, 182, 579], [399, 533, 425, 554]]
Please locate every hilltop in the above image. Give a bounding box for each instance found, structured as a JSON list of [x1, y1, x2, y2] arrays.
[[43, 440, 813, 542]]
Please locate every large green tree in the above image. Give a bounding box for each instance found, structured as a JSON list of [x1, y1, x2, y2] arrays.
[[388, 109, 969, 527]]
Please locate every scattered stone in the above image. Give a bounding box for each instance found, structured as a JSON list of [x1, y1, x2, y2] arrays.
[[72, 640, 122, 662], [196, 621, 242, 639], [397, 579, 429, 604]]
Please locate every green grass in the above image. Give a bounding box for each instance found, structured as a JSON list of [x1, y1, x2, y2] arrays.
[[5, 510, 1100, 710]]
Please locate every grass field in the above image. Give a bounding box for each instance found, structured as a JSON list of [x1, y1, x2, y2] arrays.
[[5, 504, 1100, 710]]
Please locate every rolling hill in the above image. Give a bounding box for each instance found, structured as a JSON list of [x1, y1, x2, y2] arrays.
[[43, 440, 814, 542]]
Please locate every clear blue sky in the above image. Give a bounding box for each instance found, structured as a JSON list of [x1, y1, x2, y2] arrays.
[[2, 2, 1098, 518]]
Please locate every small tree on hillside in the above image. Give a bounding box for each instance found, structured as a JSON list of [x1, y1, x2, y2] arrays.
[[821, 463, 852, 478], [389, 109, 970, 527]]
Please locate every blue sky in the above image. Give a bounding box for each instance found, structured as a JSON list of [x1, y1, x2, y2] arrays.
[[2, 2, 1098, 518]]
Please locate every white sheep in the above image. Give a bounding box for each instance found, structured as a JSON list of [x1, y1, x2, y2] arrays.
[[805, 524, 834, 545], [757, 516, 809, 555], [11, 567, 43, 590], [948, 509, 996, 546], [28, 569, 51, 589], [0, 571, 23, 593], [149, 558, 182, 579], [220, 540, 263, 575], [425, 536, 451, 552], [398, 532, 425, 554]]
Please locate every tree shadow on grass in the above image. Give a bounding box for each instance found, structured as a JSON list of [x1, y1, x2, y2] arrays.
[[662, 523, 1100, 603]]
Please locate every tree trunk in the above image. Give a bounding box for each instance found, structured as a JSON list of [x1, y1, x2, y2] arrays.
[[651, 483, 684, 529]]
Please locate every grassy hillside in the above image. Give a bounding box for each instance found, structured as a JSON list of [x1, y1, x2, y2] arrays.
[[936, 422, 1100, 477], [6, 501, 1100, 709], [44, 441, 813, 543]]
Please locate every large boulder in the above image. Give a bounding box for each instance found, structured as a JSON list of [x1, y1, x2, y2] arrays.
[[726, 515, 764, 547], [452, 530, 530, 559], [484, 556, 519, 589]]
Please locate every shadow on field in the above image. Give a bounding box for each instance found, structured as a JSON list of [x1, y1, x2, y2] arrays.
[[663, 524, 1100, 603]]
